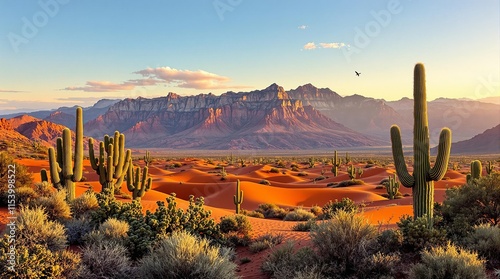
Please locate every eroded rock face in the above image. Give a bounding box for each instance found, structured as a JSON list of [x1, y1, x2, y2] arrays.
[[85, 83, 387, 149]]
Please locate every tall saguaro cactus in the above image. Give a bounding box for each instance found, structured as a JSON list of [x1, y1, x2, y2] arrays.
[[126, 158, 152, 200], [331, 150, 340, 177], [390, 63, 452, 223], [144, 150, 152, 167], [234, 179, 244, 214], [89, 131, 131, 197], [386, 174, 400, 200], [41, 107, 83, 201]]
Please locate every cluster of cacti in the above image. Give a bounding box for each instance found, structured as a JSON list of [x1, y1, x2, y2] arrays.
[[386, 174, 400, 200], [485, 161, 494, 175], [89, 131, 132, 197], [466, 160, 482, 183], [347, 165, 356, 180], [234, 180, 243, 214], [390, 63, 452, 224], [220, 166, 227, 180], [143, 150, 152, 167], [41, 107, 83, 201], [126, 158, 152, 200], [331, 150, 341, 177]]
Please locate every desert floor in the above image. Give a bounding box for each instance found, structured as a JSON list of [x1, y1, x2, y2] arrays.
[[2, 157, 470, 279]]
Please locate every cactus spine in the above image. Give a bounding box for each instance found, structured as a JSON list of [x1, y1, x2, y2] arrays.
[[89, 131, 131, 197], [234, 179, 243, 214], [126, 158, 152, 200], [41, 107, 83, 201], [467, 160, 482, 183], [387, 174, 400, 200], [331, 150, 340, 177], [390, 63, 452, 223]]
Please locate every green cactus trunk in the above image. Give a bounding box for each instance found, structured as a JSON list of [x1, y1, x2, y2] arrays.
[[234, 180, 243, 214], [42, 107, 83, 201], [390, 63, 452, 225], [331, 150, 340, 177], [467, 160, 482, 183], [126, 158, 152, 200]]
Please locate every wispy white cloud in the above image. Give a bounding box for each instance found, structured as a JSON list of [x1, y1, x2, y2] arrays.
[[298, 25, 307, 30], [0, 89, 26, 93], [303, 42, 349, 50], [303, 42, 317, 50], [64, 67, 248, 92]]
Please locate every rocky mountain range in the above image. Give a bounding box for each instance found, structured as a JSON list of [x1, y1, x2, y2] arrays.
[[1, 83, 499, 151]]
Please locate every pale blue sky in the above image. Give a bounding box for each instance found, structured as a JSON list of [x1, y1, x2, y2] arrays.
[[0, 0, 498, 112]]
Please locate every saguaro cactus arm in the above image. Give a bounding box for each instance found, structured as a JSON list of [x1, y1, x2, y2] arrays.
[[233, 179, 243, 214], [390, 125, 415, 188], [428, 128, 452, 181]]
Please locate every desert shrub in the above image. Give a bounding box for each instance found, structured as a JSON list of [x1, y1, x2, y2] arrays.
[[250, 233, 285, 252], [14, 206, 67, 252], [85, 217, 130, 247], [297, 171, 308, 176], [464, 224, 500, 267], [359, 252, 401, 279], [397, 215, 447, 252], [291, 166, 299, 172], [310, 205, 322, 216], [440, 173, 500, 239], [33, 189, 71, 221], [79, 242, 133, 279], [33, 181, 54, 197], [219, 214, 251, 235], [409, 242, 487, 279], [65, 217, 94, 245], [377, 229, 403, 254], [261, 241, 320, 278], [15, 186, 39, 205], [0, 236, 82, 279], [321, 197, 358, 219], [259, 179, 271, 185], [310, 210, 378, 275], [255, 203, 287, 219], [135, 231, 238, 279], [284, 208, 315, 221], [243, 210, 265, 218], [0, 151, 33, 205], [314, 175, 326, 182], [71, 190, 99, 218], [270, 167, 280, 173], [293, 219, 318, 231], [337, 179, 365, 187]]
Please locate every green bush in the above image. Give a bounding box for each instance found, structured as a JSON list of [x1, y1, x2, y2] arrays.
[[219, 214, 252, 235], [261, 241, 320, 278], [337, 179, 365, 187], [270, 167, 280, 173], [70, 190, 99, 218], [249, 233, 285, 253], [33, 181, 54, 197], [310, 205, 322, 216], [33, 189, 71, 221], [292, 219, 318, 232], [135, 231, 238, 279], [397, 215, 447, 252], [377, 229, 403, 254], [409, 242, 487, 279], [14, 206, 67, 252], [321, 197, 358, 219], [255, 203, 287, 219], [79, 242, 133, 279], [284, 208, 315, 221], [297, 172, 308, 177], [359, 252, 400, 279], [0, 237, 82, 279], [440, 173, 500, 239], [0, 152, 33, 206], [464, 224, 500, 267], [65, 217, 94, 245], [310, 210, 378, 275], [259, 179, 271, 185], [243, 210, 265, 218], [15, 186, 39, 205], [85, 217, 130, 247]]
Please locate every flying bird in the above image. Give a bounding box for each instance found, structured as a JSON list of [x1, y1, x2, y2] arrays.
[[355, 71, 361, 77]]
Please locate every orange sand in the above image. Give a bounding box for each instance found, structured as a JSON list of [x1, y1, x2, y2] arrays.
[[4, 158, 472, 279]]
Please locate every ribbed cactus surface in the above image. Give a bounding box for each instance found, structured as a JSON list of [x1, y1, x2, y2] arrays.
[[41, 107, 83, 201], [390, 63, 452, 223], [234, 180, 243, 214]]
